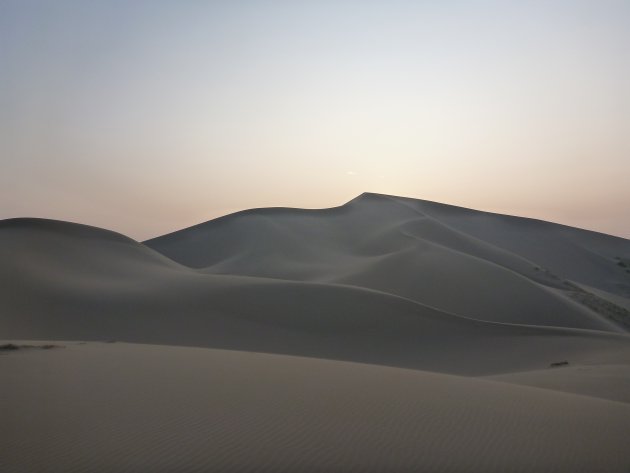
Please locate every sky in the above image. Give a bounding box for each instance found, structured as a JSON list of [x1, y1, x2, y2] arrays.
[[1, 0, 629, 240]]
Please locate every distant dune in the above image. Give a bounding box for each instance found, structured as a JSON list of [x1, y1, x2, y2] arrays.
[[2, 193, 630, 472], [146, 192, 630, 329]]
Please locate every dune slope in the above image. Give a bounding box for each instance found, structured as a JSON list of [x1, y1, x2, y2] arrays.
[[3, 342, 630, 473], [146, 193, 630, 329], [1, 217, 629, 376]]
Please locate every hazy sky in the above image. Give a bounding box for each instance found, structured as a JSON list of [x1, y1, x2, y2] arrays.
[[2, 0, 629, 240]]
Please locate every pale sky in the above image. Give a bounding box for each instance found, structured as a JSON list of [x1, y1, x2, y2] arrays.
[[1, 0, 629, 240]]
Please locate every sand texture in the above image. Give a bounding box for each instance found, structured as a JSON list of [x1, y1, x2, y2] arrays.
[[2, 193, 630, 472]]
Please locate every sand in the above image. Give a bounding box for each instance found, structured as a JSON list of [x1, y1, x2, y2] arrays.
[[1, 193, 630, 472]]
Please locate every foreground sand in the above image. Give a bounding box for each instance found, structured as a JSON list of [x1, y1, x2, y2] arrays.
[[2, 193, 630, 471], [3, 341, 630, 473]]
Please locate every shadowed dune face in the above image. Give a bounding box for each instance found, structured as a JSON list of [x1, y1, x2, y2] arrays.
[[145, 193, 630, 328], [147, 193, 630, 290], [2, 217, 629, 376], [393, 195, 630, 296], [2, 195, 630, 472], [1, 197, 629, 374]]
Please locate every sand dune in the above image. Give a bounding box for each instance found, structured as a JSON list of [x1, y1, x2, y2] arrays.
[[3, 342, 630, 473], [2, 216, 629, 375], [389, 194, 630, 297], [146, 192, 630, 329], [486, 363, 630, 403], [2, 193, 630, 472]]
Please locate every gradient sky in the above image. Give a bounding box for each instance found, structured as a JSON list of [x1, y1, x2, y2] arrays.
[[2, 0, 629, 240]]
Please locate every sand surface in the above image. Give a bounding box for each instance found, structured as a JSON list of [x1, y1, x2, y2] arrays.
[[2, 193, 630, 472], [2, 342, 630, 473]]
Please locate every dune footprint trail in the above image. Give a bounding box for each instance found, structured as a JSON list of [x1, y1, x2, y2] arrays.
[[2, 193, 630, 472]]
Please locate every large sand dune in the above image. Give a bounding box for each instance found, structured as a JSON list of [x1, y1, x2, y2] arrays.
[[2, 193, 630, 472], [146, 192, 630, 329]]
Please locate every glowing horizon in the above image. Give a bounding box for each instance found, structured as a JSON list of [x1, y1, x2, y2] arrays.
[[2, 1, 629, 240]]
